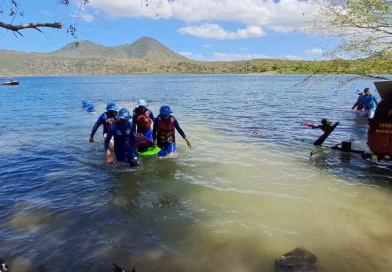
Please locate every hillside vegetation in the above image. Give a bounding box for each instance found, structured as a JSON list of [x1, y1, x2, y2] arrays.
[[1, 37, 391, 76]]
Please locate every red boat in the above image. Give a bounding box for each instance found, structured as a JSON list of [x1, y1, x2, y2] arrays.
[[1, 77, 19, 85], [1, 81, 19, 85]]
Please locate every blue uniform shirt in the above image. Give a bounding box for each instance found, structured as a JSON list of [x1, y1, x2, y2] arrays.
[[90, 112, 110, 137], [105, 122, 137, 163], [152, 117, 186, 141], [359, 94, 378, 110]]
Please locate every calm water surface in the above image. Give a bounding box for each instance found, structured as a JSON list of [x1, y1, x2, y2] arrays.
[[0, 75, 391, 272]]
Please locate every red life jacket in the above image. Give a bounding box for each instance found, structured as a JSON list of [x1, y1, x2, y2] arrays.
[[134, 108, 152, 130], [357, 102, 364, 111], [156, 115, 175, 143]]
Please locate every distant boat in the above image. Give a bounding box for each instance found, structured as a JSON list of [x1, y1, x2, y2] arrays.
[[1, 81, 19, 85], [1, 77, 19, 86]]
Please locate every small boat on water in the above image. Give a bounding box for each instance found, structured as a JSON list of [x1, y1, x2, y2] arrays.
[[1, 81, 19, 86], [1, 77, 19, 86]]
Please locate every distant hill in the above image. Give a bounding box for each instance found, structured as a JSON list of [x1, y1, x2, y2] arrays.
[[0, 36, 391, 76], [50, 36, 187, 62]]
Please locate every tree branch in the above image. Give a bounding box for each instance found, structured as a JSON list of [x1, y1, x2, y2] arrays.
[[0, 21, 62, 32], [365, 74, 390, 80]]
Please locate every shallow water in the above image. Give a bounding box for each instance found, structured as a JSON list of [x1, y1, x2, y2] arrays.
[[0, 75, 392, 272]]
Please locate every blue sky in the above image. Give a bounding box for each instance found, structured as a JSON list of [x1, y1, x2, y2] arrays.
[[0, 0, 340, 61]]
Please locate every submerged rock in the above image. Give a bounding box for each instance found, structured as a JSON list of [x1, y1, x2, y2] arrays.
[[274, 247, 318, 272]]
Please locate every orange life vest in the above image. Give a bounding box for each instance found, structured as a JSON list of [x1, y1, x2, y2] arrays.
[[134, 108, 152, 130], [156, 115, 175, 143]]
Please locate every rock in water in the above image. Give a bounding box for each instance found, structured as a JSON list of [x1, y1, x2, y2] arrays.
[[274, 247, 318, 272]]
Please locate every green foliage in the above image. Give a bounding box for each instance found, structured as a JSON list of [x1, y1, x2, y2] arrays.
[[311, 0, 392, 58]]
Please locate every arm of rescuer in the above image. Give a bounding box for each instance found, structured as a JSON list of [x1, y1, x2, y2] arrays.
[[174, 119, 191, 149], [152, 121, 158, 147], [105, 125, 114, 164], [148, 109, 155, 122], [89, 114, 105, 143], [152, 118, 191, 149], [132, 110, 137, 130], [348, 97, 361, 112]]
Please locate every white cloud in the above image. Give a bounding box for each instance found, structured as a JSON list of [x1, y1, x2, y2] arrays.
[[240, 47, 248, 51], [87, 0, 318, 34], [204, 44, 211, 48], [178, 52, 193, 57], [305, 48, 323, 55], [213, 52, 273, 61], [178, 24, 266, 40]]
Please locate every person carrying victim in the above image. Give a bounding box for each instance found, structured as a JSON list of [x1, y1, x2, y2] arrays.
[[152, 105, 191, 158], [133, 99, 155, 141], [89, 102, 119, 147], [105, 108, 138, 167]]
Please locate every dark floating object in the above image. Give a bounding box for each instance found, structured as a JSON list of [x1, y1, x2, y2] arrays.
[[112, 263, 135, 272], [274, 247, 318, 272], [311, 118, 339, 146], [309, 118, 364, 157], [0, 258, 9, 272]]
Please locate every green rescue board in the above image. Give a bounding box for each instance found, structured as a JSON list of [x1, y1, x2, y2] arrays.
[[138, 147, 161, 156]]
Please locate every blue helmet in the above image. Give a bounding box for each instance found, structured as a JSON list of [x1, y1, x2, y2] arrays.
[[82, 100, 88, 104], [87, 103, 94, 109], [159, 105, 173, 116], [118, 108, 131, 120]]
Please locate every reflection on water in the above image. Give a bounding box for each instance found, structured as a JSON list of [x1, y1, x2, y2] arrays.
[[0, 75, 391, 272]]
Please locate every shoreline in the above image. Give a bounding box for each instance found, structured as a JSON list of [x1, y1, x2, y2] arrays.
[[2, 72, 389, 77]]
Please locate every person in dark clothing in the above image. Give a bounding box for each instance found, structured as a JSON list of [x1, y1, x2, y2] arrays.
[[89, 102, 119, 147], [105, 108, 138, 167], [86, 103, 96, 112]]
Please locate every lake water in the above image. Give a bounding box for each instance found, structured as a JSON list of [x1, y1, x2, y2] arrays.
[[0, 75, 391, 272]]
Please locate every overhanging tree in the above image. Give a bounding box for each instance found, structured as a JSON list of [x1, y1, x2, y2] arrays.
[[0, 0, 89, 40], [309, 0, 392, 59]]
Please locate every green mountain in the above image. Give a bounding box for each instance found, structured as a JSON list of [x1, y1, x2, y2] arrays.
[[49, 36, 187, 61]]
